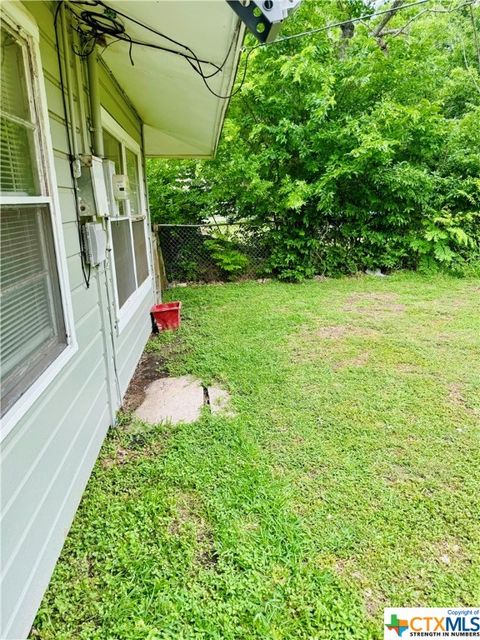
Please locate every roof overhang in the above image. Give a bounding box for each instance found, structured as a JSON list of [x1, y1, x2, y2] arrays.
[[100, 1, 245, 158]]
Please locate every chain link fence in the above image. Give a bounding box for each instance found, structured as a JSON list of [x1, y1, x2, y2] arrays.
[[157, 223, 270, 285]]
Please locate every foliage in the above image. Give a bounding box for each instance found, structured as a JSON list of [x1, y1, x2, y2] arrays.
[[147, 1, 480, 280], [146, 161, 212, 225], [33, 274, 480, 639], [204, 233, 250, 279]]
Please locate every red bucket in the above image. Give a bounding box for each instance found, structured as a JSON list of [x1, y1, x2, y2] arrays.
[[151, 301, 182, 331]]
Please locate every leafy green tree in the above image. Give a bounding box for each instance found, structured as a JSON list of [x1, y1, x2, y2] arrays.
[[148, 0, 480, 279]]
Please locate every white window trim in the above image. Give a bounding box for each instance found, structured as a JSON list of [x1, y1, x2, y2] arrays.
[[101, 108, 153, 334], [102, 108, 142, 158], [0, 3, 77, 442], [116, 278, 153, 333]]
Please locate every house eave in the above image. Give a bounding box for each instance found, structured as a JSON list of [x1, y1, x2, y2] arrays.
[[97, 1, 245, 159]]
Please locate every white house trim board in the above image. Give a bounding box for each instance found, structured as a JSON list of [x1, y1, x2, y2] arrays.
[[0, 3, 77, 443], [0, 1, 39, 41], [0, 345, 78, 442], [116, 278, 152, 334], [101, 107, 154, 334], [101, 107, 141, 154], [0, 196, 51, 206]]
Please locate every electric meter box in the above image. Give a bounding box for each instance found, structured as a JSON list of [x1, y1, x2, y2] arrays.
[[113, 174, 129, 201], [77, 155, 109, 217], [83, 222, 107, 266]]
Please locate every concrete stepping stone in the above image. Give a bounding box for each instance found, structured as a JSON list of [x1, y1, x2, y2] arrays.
[[134, 375, 233, 424]]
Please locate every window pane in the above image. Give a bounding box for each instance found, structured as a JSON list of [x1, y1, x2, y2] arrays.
[[103, 129, 125, 215], [125, 148, 141, 216], [103, 129, 122, 173], [0, 205, 67, 416], [132, 220, 149, 285], [0, 117, 38, 195], [0, 26, 39, 195], [0, 27, 31, 121], [111, 220, 136, 307]]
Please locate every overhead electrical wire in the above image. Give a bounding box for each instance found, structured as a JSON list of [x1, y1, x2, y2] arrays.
[[258, 0, 476, 47], [254, 0, 434, 47], [68, 1, 226, 73], [92, 0, 231, 78], [51, 0, 474, 287], [54, 1, 91, 288], [67, 0, 253, 98], [67, 0, 473, 101], [238, 0, 475, 94]]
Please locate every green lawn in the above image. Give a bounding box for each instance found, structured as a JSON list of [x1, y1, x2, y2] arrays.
[[33, 273, 480, 640]]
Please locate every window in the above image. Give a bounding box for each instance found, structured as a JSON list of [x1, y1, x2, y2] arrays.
[[132, 220, 149, 285], [125, 147, 140, 217], [1, 30, 39, 196], [0, 19, 71, 421], [110, 219, 136, 307], [103, 128, 125, 216], [102, 115, 150, 320]]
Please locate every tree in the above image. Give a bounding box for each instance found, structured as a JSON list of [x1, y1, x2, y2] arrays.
[[147, 0, 480, 279]]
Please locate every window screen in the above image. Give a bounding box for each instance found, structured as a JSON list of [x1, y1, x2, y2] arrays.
[[0, 206, 66, 415], [132, 220, 149, 285], [111, 220, 136, 307]]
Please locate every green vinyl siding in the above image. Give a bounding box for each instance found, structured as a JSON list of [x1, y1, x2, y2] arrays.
[[0, 3, 153, 639]]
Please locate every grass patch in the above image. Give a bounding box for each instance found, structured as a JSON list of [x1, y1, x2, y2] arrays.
[[32, 273, 480, 639]]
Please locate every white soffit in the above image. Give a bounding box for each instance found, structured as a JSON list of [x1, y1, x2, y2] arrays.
[[102, 1, 244, 158]]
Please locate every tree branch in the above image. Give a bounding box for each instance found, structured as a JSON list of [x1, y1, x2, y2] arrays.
[[372, 0, 406, 38]]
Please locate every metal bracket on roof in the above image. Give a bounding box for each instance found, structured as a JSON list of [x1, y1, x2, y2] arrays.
[[226, 0, 303, 43]]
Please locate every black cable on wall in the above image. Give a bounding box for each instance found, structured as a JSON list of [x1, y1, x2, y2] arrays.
[[54, 1, 91, 288]]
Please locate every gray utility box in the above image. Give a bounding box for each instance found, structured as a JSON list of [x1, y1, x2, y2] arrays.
[[83, 222, 107, 266]]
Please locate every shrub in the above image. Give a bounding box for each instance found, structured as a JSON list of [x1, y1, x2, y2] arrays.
[[204, 235, 249, 279]]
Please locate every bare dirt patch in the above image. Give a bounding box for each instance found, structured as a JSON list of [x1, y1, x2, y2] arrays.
[[122, 347, 170, 412], [168, 491, 219, 568], [448, 382, 467, 406], [100, 436, 167, 469], [447, 382, 478, 416], [395, 363, 424, 374], [290, 323, 381, 371], [333, 559, 386, 617], [101, 446, 133, 469], [168, 491, 204, 536], [382, 463, 420, 487], [343, 292, 406, 316], [434, 538, 467, 567], [333, 351, 370, 370], [433, 289, 480, 312], [290, 324, 378, 363], [313, 325, 378, 339], [363, 588, 388, 618]]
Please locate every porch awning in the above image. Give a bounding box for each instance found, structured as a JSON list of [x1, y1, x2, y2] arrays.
[[101, 1, 245, 158]]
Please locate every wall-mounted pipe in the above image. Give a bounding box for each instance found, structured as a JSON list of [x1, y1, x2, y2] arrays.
[[87, 49, 104, 157], [60, 4, 79, 161], [74, 50, 90, 154]]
